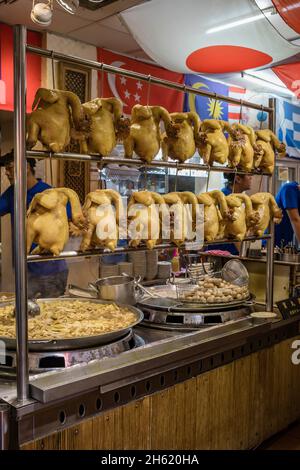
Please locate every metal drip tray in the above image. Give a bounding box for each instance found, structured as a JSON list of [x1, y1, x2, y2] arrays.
[[0, 331, 145, 377], [141, 306, 252, 330]]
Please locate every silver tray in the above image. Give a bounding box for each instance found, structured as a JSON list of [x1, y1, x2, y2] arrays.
[[138, 293, 255, 313], [0, 297, 144, 351]]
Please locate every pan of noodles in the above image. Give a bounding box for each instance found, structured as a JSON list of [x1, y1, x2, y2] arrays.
[[0, 298, 143, 351]]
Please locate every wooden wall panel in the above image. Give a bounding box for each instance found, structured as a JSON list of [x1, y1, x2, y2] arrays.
[[21, 336, 300, 450]]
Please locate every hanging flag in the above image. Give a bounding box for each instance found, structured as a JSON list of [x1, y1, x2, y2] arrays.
[[97, 48, 184, 115], [183, 74, 229, 120], [0, 23, 42, 112], [272, 0, 300, 35], [277, 99, 300, 157], [228, 86, 247, 123], [121, 0, 299, 74], [273, 63, 300, 97]]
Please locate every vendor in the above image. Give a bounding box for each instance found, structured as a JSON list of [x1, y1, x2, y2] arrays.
[[222, 173, 253, 196], [275, 181, 300, 248], [0, 150, 69, 298]]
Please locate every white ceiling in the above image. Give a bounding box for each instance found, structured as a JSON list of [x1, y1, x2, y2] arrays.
[[0, 0, 152, 60]]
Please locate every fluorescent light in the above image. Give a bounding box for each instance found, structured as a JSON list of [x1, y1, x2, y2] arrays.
[[242, 72, 295, 96], [206, 11, 272, 34]]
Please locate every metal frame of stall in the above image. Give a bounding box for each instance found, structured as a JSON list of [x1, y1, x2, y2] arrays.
[[12, 24, 275, 403]]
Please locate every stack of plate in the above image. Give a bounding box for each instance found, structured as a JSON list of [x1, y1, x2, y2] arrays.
[[118, 262, 133, 277], [158, 261, 171, 279], [129, 251, 147, 279], [146, 251, 158, 280], [100, 264, 119, 278]]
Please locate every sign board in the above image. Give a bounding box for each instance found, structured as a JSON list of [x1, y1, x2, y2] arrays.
[[278, 167, 289, 181], [276, 297, 300, 319]]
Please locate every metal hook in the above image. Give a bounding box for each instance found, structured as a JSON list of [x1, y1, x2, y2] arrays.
[[212, 92, 218, 119], [51, 50, 56, 90], [146, 74, 152, 106], [260, 104, 264, 130], [100, 63, 104, 98], [232, 167, 238, 193], [205, 166, 211, 193], [239, 99, 243, 124], [49, 151, 54, 187], [174, 162, 179, 192]]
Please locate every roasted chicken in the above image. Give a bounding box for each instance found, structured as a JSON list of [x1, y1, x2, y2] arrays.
[[76, 97, 123, 156], [127, 191, 168, 249], [196, 119, 229, 166], [254, 129, 286, 174], [249, 192, 282, 237], [225, 193, 257, 240], [80, 189, 125, 252], [197, 190, 230, 241], [124, 105, 171, 163], [228, 123, 258, 172], [162, 112, 200, 163], [26, 88, 82, 153], [27, 188, 85, 256]]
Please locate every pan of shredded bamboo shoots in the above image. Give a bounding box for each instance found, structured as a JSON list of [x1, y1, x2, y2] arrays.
[[0, 298, 143, 351]]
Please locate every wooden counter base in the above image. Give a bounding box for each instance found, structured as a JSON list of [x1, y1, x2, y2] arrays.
[[22, 335, 300, 450]]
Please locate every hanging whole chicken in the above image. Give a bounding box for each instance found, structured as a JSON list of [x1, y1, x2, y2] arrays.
[[124, 105, 172, 163], [196, 119, 230, 166], [227, 123, 259, 172], [162, 112, 200, 163], [249, 193, 282, 236], [76, 97, 124, 156], [27, 188, 85, 256], [26, 88, 82, 153], [225, 193, 258, 240], [80, 189, 125, 252], [162, 193, 187, 246], [254, 129, 286, 174], [127, 191, 169, 249], [197, 190, 231, 241]]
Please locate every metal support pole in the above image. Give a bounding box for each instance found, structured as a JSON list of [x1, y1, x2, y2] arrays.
[[266, 97, 276, 311], [13, 25, 29, 401]]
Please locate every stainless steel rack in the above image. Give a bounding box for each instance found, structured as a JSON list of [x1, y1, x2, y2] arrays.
[[13, 25, 275, 401]]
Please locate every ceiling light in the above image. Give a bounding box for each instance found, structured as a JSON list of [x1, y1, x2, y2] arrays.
[[206, 10, 273, 34], [56, 0, 79, 14], [31, 0, 53, 26]]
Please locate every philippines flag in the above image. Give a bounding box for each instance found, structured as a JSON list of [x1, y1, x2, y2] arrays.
[[277, 99, 300, 158], [183, 74, 229, 121]]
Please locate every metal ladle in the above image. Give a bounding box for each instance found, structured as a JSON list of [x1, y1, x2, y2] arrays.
[[121, 272, 164, 299], [12, 299, 41, 318]]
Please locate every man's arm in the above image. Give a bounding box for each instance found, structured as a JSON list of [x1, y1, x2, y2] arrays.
[[287, 208, 300, 243]]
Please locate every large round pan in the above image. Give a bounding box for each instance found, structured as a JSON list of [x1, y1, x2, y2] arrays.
[[138, 293, 255, 313], [0, 298, 143, 351]]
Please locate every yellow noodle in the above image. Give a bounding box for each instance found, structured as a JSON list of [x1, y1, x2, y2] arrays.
[[0, 300, 137, 340]]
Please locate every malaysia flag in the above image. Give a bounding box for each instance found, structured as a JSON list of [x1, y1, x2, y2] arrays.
[[97, 48, 184, 115]]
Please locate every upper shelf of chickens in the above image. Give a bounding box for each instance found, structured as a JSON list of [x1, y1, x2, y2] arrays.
[[26, 88, 286, 175]]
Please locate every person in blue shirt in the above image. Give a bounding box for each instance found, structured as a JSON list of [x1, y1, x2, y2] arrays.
[[275, 182, 300, 248], [208, 173, 253, 255], [222, 173, 253, 196], [0, 150, 69, 298]]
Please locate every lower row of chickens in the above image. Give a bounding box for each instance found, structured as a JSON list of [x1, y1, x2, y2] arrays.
[[26, 188, 282, 256]]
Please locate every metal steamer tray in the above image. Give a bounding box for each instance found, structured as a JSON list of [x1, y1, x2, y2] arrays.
[[0, 297, 144, 351], [137, 285, 254, 329]]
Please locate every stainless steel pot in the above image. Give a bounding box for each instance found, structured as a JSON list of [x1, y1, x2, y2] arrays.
[[69, 275, 139, 305]]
